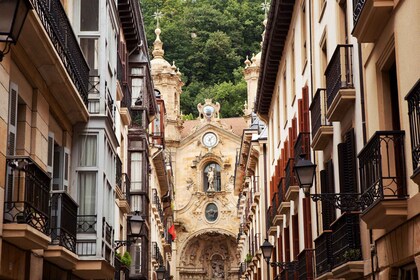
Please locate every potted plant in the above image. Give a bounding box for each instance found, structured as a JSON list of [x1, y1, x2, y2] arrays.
[[343, 248, 361, 261], [121, 251, 132, 272], [245, 253, 252, 263]]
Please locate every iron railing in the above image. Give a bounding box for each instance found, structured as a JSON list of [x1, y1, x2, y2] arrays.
[[152, 242, 164, 265], [325, 45, 354, 109], [116, 156, 122, 187], [359, 131, 407, 211], [310, 88, 330, 139], [278, 177, 285, 205], [353, 0, 366, 25], [314, 231, 333, 276], [102, 217, 113, 245], [106, 92, 115, 128], [30, 0, 89, 106], [294, 132, 311, 163], [266, 206, 274, 231], [77, 214, 97, 233], [285, 158, 297, 194], [253, 233, 261, 258], [297, 249, 314, 280], [4, 156, 50, 235], [122, 173, 131, 202], [152, 189, 164, 222], [405, 80, 420, 171], [331, 213, 362, 268], [50, 191, 78, 252]]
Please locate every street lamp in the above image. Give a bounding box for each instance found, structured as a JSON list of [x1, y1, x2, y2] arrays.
[[115, 213, 145, 249], [260, 238, 273, 280], [0, 0, 32, 61], [294, 154, 316, 196], [156, 265, 166, 280]]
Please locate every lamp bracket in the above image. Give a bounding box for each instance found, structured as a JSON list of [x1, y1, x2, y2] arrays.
[[270, 260, 298, 270], [114, 240, 133, 250], [310, 192, 362, 212]]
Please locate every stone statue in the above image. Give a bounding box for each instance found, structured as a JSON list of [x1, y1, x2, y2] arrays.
[[207, 167, 215, 191]]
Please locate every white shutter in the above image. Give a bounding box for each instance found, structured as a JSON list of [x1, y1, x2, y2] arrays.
[[47, 133, 54, 177], [5, 83, 18, 216], [63, 148, 70, 192]]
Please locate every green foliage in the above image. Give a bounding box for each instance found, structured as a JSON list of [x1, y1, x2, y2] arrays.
[[245, 253, 252, 263], [141, 0, 264, 117], [121, 251, 132, 267]]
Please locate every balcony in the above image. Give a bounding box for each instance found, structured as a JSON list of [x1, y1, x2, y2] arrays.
[[21, 0, 89, 123], [152, 242, 164, 268], [285, 159, 299, 201], [314, 231, 333, 278], [310, 89, 333, 150], [252, 233, 261, 260], [325, 45, 355, 122], [297, 249, 314, 280], [405, 80, 420, 184], [120, 83, 132, 126], [45, 191, 79, 269], [278, 177, 291, 215], [352, 0, 394, 43], [359, 131, 408, 229], [152, 189, 164, 233], [117, 174, 131, 214], [253, 176, 260, 203], [74, 217, 114, 279], [294, 133, 311, 164], [3, 156, 50, 250], [330, 213, 363, 279]]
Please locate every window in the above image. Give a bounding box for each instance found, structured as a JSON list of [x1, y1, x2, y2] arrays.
[[131, 152, 144, 191], [131, 67, 144, 106], [80, 38, 99, 76], [79, 135, 97, 166], [320, 32, 327, 87], [399, 263, 418, 280], [203, 162, 221, 192], [78, 172, 96, 215], [80, 0, 99, 31], [301, 1, 307, 69]]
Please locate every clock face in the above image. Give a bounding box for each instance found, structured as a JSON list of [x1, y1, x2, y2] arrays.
[[202, 132, 218, 148]]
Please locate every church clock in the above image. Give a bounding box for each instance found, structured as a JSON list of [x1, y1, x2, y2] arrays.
[[202, 132, 218, 148]]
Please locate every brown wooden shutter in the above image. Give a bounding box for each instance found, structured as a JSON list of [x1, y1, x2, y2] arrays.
[[338, 128, 357, 193], [292, 214, 299, 259], [320, 160, 336, 230], [302, 86, 310, 132], [298, 99, 304, 132], [284, 226, 290, 262]]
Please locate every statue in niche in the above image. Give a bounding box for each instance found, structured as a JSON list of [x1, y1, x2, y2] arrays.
[[207, 166, 215, 191]]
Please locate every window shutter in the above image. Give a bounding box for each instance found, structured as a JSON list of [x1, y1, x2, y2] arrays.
[[5, 84, 18, 209], [284, 226, 290, 262], [298, 99, 304, 132], [320, 160, 336, 230], [292, 214, 299, 259], [47, 133, 54, 176], [302, 86, 310, 132], [338, 129, 357, 193], [63, 148, 70, 192]]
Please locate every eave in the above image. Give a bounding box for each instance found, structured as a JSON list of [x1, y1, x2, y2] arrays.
[[255, 0, 296, 120]]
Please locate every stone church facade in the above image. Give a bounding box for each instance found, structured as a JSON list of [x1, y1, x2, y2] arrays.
[[150, 27, 247, 280]]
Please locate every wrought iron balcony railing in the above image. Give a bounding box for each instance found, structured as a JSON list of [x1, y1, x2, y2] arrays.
[[116, 156, 123, 187], [30, 0, 89, 106], [331, 213, 362, 268], [405, 80, 420, 171], [353, 0, 366, 25], [314, 231, 333, 276], [297, 249, 314, 280], [294, 132, 310, 163], [122, 173, 131, 202], [285, 158, 297, 193], [4, 156, 50, 235], [266, 206, 274, 231], [310, 88, 330, 138], [253, 233, 261, 258], [102, 217, 114, 245], [325, 45, 354, 109], [152, 189, 164, 222], [359, 131, 407, 211], [152, 242, 164, 264], [50, 191, 78, 252]]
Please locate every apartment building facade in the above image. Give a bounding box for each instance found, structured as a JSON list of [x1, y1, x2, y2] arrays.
[[0, 0, 168, 279], [243, 0, 420, 280]]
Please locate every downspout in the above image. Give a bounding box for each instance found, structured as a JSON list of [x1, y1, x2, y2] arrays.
[[263, 143, 268, 236], [308, 0, 320, 239], [357, 42, 374, 280]]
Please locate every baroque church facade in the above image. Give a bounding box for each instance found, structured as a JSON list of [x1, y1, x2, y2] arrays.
[[150, 26, 247, 280]]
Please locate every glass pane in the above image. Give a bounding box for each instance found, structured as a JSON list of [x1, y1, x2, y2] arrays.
[[131, 153, 143, 191], [80, 38, 99, 74], [79, 135, 97, 166], [78, 172, 96, 215], [80, 0, 99, 31]]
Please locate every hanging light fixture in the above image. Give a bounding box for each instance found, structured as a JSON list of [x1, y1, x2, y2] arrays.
[[0, 0, 32, 61], [294, 154, 317, 196]]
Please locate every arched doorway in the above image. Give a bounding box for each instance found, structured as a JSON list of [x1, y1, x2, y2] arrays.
[[178, 232, 239, 280]]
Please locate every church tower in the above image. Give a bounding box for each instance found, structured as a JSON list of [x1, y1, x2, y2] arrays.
[[150, 26, 184, 146]]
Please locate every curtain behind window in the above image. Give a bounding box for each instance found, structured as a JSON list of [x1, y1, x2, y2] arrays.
[[78, 172, 96, 215], [79, 135, 97, 166]]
